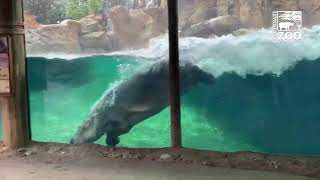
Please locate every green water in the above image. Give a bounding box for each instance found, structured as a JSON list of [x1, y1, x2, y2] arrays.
[[1, 55, 320, 155], [27, 56, 169, 147], [24, 55, 257, 151]]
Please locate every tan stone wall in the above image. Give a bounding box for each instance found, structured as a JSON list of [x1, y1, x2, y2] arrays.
[[175, 0, 320, 28]]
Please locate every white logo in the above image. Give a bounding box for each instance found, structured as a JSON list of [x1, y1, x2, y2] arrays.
[[273, 11, 303, 43]]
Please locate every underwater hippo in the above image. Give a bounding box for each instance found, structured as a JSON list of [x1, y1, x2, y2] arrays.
[[70, 61, 214, 146]]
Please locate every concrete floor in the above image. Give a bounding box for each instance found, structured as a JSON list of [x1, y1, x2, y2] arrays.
[[0, 143, 319, 180], [0, 156, 318, 180]]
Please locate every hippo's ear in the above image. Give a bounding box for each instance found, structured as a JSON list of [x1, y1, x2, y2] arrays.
[[201, 72, 215, 85], [180, 62, 196, 74], [189, 64, 215, 85], [183, 62, 194, 69]]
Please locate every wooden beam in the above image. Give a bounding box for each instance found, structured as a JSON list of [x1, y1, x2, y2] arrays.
[[0, 0, 31, 148], [167, 0, 182, 148]]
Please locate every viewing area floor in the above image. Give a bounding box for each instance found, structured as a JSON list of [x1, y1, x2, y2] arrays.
[[0, 143, 319, 180]]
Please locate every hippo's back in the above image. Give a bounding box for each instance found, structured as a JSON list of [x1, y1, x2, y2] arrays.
[[110, 61, 170, 125]]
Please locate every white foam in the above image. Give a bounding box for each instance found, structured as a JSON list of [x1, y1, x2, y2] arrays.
[[115, 26, 320, 77], [27, 53, 98, 60], [28, 26, 320, 77], [193, 27, 320, 77], [108, 35, 169, 60]]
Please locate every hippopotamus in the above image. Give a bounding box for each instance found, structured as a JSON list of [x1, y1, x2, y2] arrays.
[[70, 61, 214, 146]]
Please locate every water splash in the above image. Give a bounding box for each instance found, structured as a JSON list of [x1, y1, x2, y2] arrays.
[[28, 26, 320, 78], [113, 26, 320, 77]]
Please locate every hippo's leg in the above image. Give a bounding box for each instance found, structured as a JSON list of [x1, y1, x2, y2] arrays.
[[106, 133, 120, 147], [105, 121, 132, 146]]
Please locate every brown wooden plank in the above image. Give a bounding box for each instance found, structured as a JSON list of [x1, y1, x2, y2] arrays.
[[0, 0, 30, 148]]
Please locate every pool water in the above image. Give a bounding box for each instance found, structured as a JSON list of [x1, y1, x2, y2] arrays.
[[1, 27, 320, 155], [25, 55, 258, 151], [20, 54, 320, 155], [0, 55, 319, 154]]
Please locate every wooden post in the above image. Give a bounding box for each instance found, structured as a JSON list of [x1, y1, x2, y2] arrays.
[[0, 0, 31, 148], [167, 0, 182, 148]]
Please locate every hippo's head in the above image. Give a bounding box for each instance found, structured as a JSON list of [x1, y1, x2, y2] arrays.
[[180, 62, 215, 87], [70, 115, 105, 144]]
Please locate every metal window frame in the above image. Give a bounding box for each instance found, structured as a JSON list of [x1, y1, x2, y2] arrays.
[[167, 0, 182, 148]]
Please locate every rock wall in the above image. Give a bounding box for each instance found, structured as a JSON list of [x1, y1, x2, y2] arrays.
[[25, 0, 320, 54], [298, 0, 320, 27], [179, 0, 320, 29], [26, 20, 81, 54], [181, 15, 244, 37], [24, 14, 40, 29], [108, 6, 167, 50], [25, 7, 167, 54], [78, 15, 113, 52]]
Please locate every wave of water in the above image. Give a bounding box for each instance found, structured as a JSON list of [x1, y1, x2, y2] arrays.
[[28, 26, 320, 78], [118, 26, 320, 77]]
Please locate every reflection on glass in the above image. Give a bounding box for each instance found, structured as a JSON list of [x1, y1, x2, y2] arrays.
[[25, 1, 170, 147], [179, 0, 320, 155]]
